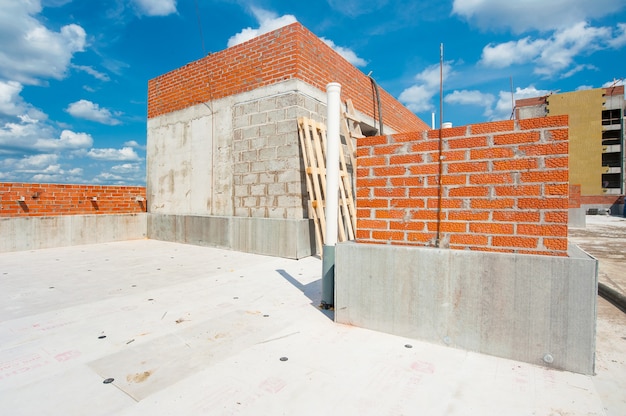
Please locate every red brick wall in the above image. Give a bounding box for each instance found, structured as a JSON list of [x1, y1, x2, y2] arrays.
[[569, 184, 581, 208], [0, 183, 147, 217], [148, 22, 429, 133], [579, 195, 623, 205], [356, 116, 570, 256]]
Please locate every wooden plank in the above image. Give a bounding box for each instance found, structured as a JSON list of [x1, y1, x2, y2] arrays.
[[298, 116, 358, 251]]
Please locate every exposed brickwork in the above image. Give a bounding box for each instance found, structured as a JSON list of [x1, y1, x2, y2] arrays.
[[356, 116, 570, 256], [569, 184, 581, 208], [148, 22, 428, 133], [0, 183, 147, 217], [580, 195, 623, 205]]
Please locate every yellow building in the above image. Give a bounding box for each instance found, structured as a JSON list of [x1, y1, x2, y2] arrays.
[[516, 85, 624, 214]]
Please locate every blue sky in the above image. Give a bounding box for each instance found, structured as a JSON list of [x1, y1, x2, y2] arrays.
[[1, 0, 625, 185]]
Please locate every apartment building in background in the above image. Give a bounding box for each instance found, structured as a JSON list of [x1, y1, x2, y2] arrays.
[[516, 85, 625, 214]]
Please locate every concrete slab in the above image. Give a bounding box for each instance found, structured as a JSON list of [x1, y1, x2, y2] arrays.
[[1, 240, 624, 415]]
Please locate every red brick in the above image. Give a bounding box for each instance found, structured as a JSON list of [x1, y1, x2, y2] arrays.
[[470, 120, 515, 134], [518, 224, 567, 237], [518, 115, 568, 130], [494, 132, 540, 145], [450, 234, 489, 246], [493, 236, 538, 248], [447, 161, 488, 173], [448, 186, 489, 197], [470, 148, 514, 160], [470, 223, 514, 234], [447, 136, 488, 149]]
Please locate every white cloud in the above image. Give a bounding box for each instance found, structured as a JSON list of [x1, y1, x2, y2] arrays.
[[34, 130, 93, 151], [0, 153, 86, 182], [72, 64, 110, 81], [452, 0, 625, 33], [480, 22, 622, 78], [0, 111, 93, 154], [87, 147, 140, 161], [399, 62, 452, 113], [0, 1, 86, 85], [609, 23, 626, 48], [603, 79, 625, 88], [480, 38, 547, 68], [445, 90, 495, 117], [576, 85, 594, 91], [494, 86, 551, 119], [131, 0, 177, 17], [66, 99, 121, 125], [320, 38, 367, 67], [0, 81, 48, 125], [123, 140, 146, 150], [227, 8, 297, 47], [111, 163, 140, 173]]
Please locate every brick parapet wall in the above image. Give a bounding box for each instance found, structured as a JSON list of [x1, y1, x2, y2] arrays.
[[356, 116, 570, 256], [579, 195, 623, 205], [0, 183, 147, 217], [148, 22, 428, 133]]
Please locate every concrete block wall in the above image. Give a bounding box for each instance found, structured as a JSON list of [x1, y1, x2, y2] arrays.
[[356, 116, 570, 256], [232, 91, 325, 219], [0, 183, 146, 216]]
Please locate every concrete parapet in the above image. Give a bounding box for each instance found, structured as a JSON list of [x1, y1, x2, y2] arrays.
[[335, 242, 598, 374], [148, 214, 315, 259], [0, 213, 147, 252], [568, 207, 586, 228]]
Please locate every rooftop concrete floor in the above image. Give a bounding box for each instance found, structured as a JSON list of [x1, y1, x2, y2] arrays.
[[1, 216, 625, 415]]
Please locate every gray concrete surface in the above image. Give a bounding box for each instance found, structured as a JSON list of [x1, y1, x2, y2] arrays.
[[569, 215, 626, 298], [335, 242, 598, 375], [1, 239, 624, 415], [148, 214, 316, 259], [0, 213, 147, 253]]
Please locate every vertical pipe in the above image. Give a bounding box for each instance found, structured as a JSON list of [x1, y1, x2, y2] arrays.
[[431, 112, 435, 130], [321, 82, 341, 309]]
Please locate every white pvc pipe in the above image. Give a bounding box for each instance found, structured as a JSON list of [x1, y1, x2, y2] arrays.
[[325, 82, 341, 247], [431, 112, 435, 129]]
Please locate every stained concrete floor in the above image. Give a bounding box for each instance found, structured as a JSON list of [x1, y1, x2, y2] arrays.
[[0, 219, 624, 415]]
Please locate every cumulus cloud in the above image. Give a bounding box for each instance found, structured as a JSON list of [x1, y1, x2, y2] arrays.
[[320, 38, 367, 67], [445, 90, 495, 117], [87, 147, 140, 161], [0, 1, 86, 85], [123, 140, 146, 150], [0, 80, 46, 121], [227, 8, 297, 47], [452, 0, 625, 33], [131, 0, 177, 17], [35, 130, 93, 151], [494, 86, 551, 119], [480, 22, 623, 78], [66, 99, 121, 125], [399, 62, 452, 113], [0, 153, 85, 182], [111, 163, 140, 173]]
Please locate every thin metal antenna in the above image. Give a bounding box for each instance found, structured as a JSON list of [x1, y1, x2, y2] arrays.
[[194, 0, 207, 56], [510, 76, 515, 120]]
